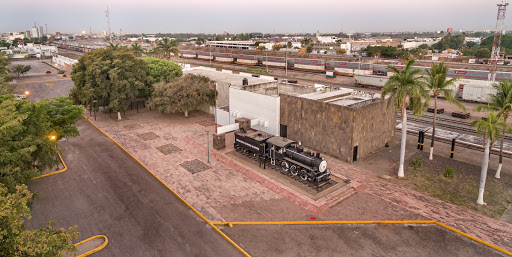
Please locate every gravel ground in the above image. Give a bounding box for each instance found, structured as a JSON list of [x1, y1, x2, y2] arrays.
[[387, 151, 512, 219]]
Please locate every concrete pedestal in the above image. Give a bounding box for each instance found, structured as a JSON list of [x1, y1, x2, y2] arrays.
[[213, 133, 226, 150], [235, 117, 251, 131]]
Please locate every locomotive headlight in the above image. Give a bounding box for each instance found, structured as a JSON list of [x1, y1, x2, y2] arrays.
[[319, 160, 327, 172]]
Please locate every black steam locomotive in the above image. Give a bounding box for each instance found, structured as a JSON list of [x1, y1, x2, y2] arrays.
[[234, 129, 331, 185]]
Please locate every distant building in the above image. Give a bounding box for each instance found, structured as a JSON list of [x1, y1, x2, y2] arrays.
[[206, 41, 255, 50], [402, 37, 440, 50], [31, 26, 43, 38], [464, 37, 482, 45]]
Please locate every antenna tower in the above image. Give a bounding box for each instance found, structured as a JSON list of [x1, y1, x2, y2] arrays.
[[105, 3, 112, 42], [489, 1, 509, 82]]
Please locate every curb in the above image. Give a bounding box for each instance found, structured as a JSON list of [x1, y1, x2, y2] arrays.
[[75, 235, 108, 257], [82, 115, 251, 257], [213, 220, 512, 256], [33, 152, 67, 180]]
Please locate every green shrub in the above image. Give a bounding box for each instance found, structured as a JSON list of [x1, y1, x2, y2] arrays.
[[412, 156, 422, 170], [57, 70, 65, 74], [444, 168, 455, 179], [385, 142, 390, 148]]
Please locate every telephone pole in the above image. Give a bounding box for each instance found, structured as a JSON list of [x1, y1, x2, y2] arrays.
[[489, 1, 508, 82]]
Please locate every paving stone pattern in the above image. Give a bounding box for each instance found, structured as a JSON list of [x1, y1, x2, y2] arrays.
[[180, 159, 211, 174], [156, 143, 182, 155], [137, 132, 160, 141]]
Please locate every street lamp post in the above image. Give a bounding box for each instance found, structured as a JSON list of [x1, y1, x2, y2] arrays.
[[206, 130, 210, 163], [49, 135, 59, 170]]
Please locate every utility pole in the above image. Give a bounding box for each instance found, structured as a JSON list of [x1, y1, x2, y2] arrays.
[[266, 53, 268, 72], [285, 51, 288, 76], [105, 3, 112, 43], [489, 1, 508, 82]]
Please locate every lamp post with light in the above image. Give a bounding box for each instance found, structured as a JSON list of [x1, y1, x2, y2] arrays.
[[49, 134, 59, 170]]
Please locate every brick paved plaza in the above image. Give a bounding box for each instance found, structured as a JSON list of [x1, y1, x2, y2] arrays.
[[86, 107, 512, 251]]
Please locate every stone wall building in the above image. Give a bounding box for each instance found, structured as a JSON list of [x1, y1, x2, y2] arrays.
[[280, 89, 395, 163]]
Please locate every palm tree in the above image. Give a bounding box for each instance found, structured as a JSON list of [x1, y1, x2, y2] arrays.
[[131, 42, 144, 57], [471, 112, 505, 205], [300, 38, 312, 47], [156, 38, 180, 61], [420, 62, 465, 160], [476, 80, 512, 178], [381, 59, 429, 177], [109, 42, 119, 51]]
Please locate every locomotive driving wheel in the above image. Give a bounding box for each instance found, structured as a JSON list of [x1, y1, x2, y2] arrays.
[[290, 165, 298, 176], [299, 170, 308, 181], [281, 161, 290, 172]]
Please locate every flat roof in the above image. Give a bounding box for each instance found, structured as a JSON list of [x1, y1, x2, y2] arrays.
[[299, 89, 378, 107], [183, 68, 273, 86]]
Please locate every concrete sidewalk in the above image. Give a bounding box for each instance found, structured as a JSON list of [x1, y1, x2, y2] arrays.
[[86, 107, 512, 252]]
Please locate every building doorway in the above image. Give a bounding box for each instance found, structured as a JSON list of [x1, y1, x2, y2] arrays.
[[353, 145, 358, 162], [280, 124, 287, 138]]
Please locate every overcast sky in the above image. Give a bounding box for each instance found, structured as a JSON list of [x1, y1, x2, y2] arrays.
[[0, 0, 508, 34]]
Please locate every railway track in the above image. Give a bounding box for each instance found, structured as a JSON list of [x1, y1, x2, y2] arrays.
[[402, 111, 512, 141], [398, 126, 512, 159], [179, 57, 381, 93]]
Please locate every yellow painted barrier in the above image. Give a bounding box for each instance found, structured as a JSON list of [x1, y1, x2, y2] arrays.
[[32, 152, 67, 180], [213, 220, 512, 256], [75, 235, 109, 257], [82, 115, 250, 257]]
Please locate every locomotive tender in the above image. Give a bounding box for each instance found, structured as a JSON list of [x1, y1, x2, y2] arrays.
[[234, 129, 331, 184]]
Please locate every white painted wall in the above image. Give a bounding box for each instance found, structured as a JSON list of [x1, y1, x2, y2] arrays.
[[229, 87, 280, 135], [215, 108, 231, 126]]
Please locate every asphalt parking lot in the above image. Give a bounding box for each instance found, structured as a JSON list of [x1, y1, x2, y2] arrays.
[[11, 59, 73, 101], [220, 223, 508, 257], [27, 120, 243, 257]]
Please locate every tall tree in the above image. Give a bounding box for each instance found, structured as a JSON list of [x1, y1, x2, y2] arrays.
[[381, 59, 429, 177], [70, 47, 150, 120], [471, 112, 505, 205], [131, 42, 144, 57], [156, 38, 180, 61], [149, 74, 215, 117], [0, 95, 57, 191], [476, 81, 512, 178], [420, 62, 465, 160], [41, 96, 84, 140], [0, 184, 80, 256]]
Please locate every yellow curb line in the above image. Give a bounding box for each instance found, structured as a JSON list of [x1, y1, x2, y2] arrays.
[[433, 221, 512, 256], [213, 220, 511, 256], [14, 78, 71, 84], [82, 115, 250, 257], [75, 235, 109, 257], [32, 152, 67, 180], [211, 220, 436, 226]]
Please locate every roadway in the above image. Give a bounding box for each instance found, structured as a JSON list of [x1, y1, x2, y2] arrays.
[[27, 119, 243, 257]]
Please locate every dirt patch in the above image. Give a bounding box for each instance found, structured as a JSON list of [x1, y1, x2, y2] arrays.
[[195, 119, 217, 127], [137, 132, 160, 141], [123, 123, 143, 130], [180, 159, 210, 174], [387, 151, 512, 219], [156, 143, 182, 155]]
